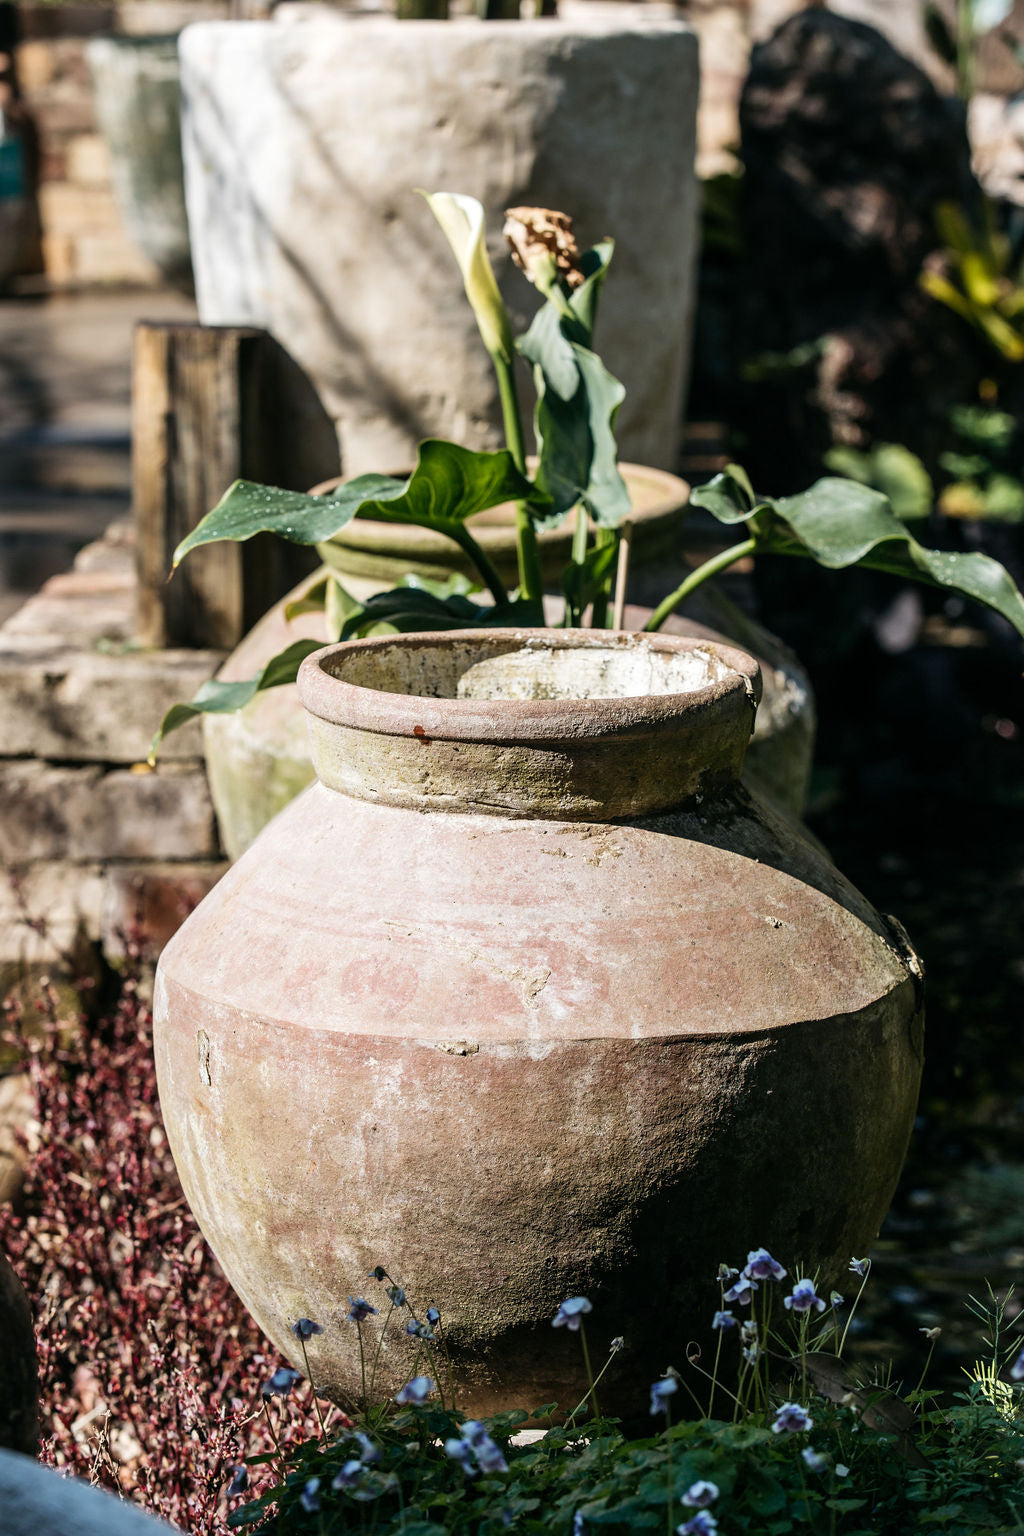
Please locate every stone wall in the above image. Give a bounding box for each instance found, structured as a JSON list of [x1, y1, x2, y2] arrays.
[[0, 514, 227, 1004]]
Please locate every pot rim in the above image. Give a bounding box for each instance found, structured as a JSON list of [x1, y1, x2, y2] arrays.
[[297, 628, 761, 747]]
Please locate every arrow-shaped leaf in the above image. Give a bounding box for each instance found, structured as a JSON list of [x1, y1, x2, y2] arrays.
[[173, 442, 536, 568], [147, 639, 323, 762]]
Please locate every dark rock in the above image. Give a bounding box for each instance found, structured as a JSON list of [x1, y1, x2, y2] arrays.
[[735, 10, 981, 491], [0, 1251, 37, 1455]]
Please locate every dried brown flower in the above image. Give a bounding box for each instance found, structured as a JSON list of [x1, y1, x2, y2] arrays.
[[503, 205, 585, 290]]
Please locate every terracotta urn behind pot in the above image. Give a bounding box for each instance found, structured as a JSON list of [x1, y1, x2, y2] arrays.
[[154, 629, 922, 1419]]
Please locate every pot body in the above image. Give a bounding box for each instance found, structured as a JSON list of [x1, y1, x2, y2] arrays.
[[178, 14, 700, 474], [157, 630, 921, 1419]]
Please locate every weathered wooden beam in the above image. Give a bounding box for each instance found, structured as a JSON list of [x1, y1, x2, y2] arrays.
[[133, 323, 337, 650]]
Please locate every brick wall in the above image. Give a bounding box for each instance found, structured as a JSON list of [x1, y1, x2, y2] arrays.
[[13, 0, 227, 288]]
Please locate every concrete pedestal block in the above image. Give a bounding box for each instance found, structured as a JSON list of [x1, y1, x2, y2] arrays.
[[180, 13, 700, 474]]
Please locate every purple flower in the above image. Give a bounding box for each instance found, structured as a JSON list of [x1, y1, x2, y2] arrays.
[[291, 1317, 323, 1340], [717, 1264, 738, 1285], [386, 1284, 407, 1307], [552, 1297, 593, 1331], [712, 1310, 736, 1330], [573, 1514, 587, 1536], [650, 1376, 678, 1415], [348, 1295, 378, 1323], [743, 1247, 787, 1282], [802, 1446, 829, 1474], [784, 1279, 826, 1314], [610, 1336, 625, 1352], [457, 1420, 510, 1474], [226, 1465, 248, 1496], [1011, 1345, 1024, 1381], [849, 1257, 870, 1278], [682, 1480, 719, 1507], [353, 1430, 380, 1465], [724, 1276, 758, 1306], [332, 1459, 363, 1491], [676, 1514, 718, 1536], [426, 1306, 441, 1324], [300, 1477, 320, 1513], [830, 1291, 845, 1307], [772, 1401, 814, 1435], [367, 1265, 387, 1282], [395, 1374, 435, 1404], [261, 1366, 301, 1398], [742, 1343, 760, 1366], [740, 1320, 758, 1344], [445, 1436, 476, 1474]]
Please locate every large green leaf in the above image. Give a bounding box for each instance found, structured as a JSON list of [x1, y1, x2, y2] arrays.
[[147, 639, 323, 761], [173, 442, 535, 567], [692, 467, 1024, 638], [561, 534, 619, 625], [519, 322, 630, 529], [339, 587, 542, 640]]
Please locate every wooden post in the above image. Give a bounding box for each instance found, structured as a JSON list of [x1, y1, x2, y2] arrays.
[[133, 323, 338, 650]]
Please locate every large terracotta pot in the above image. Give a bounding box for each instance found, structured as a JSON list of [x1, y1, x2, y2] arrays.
[[156, 628, 922, 1420], [202, 466, 816, 858]]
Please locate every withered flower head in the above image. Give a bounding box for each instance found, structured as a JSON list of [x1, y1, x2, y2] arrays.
[[503, 205, 585, 290]]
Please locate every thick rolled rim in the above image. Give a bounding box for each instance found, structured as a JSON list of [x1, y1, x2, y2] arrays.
[[297, 628, 762, 746]]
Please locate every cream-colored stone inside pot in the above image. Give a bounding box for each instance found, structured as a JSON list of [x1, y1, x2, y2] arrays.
[[333, 636, 736, 702]]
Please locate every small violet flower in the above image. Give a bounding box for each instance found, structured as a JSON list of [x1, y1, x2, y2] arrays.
[[395, 1374, 435, 1405], [347, 1295, 378, 1323], [743, 1247, 787, 1282], [724, 1276, 758, 1306], [332, 1459, 364, 1491], [740, 1319, 758, 1345], [386, 1284, 406, 1307], [849, 1257, 870, 1278], [353, 1430, 381, 1465], [610, 1336, 625, 1352], [802, 1447, 830, 1474], [573, 1513, 587, 1536], [772, 1401, 814, 1435], [712, 1310, 736, 1330], [456, 1420, 510, 1474], [300, 1477, 321, 1513], [367, 1265, 388, 1282], [445, 1437, 476, 1474], [742, 1344, 760, 1366], [830, 1291, 845, 1307], [552, 1297, 593, 1331], [426, 1305, 441, 1324], [291, 1317, 323, 1340], [226, 1465, 248, 1496], [717, 1263, 738, 1284], [835, 1463, 850, 1478], [261, 1366, 301, 1399], [650, 1376, 678, 1416], [676, 1513, 718, 1536], [682, 1480, 719, 1508], [784, 1279, 826, 1314], [1011, 1345, 1024, 1381]]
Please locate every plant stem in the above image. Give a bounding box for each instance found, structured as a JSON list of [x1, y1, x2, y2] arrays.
[[446, 523, 510, 606], [838, 1262, 871, 1358], [644, 538, 758, 632], [298, 1336, 328, 1439], [494, 352, 544, 603]]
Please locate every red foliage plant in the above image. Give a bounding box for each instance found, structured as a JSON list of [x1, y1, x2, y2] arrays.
[[0, 936, 326, 1534]]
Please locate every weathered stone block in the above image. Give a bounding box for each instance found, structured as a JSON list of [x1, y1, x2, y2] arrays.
[[0, 761, 219, 862], [0, 645, 220, 763]]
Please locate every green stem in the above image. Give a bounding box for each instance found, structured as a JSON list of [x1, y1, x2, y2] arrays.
[[298, 1337, 328, 1439], [838, 1263, 871, 1358], [494, 352, 543, 604], [645, 538, 758, 632], [564, 504, 591, 627], [446, 523, 510, 606], [589, 527, 617, 630]]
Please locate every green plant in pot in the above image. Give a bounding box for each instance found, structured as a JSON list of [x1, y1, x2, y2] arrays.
[[151, 192, 1024, 772]]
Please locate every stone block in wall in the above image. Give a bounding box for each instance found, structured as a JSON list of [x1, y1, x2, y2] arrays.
[[38, 181, 127, 236], [0, 762, 219, 863], [0, 860, 105, 1019], [66, 133, 112, 187], [0, 645, 220, 764], [74, 231, 160, 286]]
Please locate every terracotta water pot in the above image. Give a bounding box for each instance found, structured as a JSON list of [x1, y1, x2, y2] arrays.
[[156, 628, 922, 1419]]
